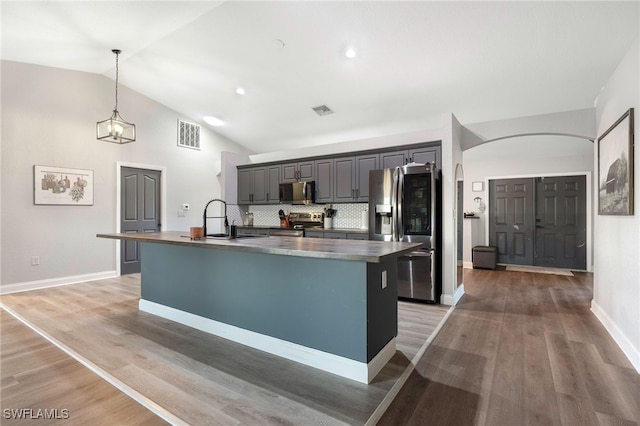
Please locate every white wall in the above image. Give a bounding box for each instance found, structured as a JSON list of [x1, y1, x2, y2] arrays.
[[1, 61, 251, 287], [591, 37, 640, 372]]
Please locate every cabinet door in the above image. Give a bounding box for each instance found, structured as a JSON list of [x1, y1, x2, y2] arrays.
[[305, 231, 324, 239], [347, 233, 368, 240], [409, 146, 441, 168], [281, 163, 298, 183], [323, 232, 347, 239], [334, 157, 356, 202], [381, 151, 408, 169], [298, 161, 315, 181], [355, 154, 378, 202], [238, 169, 253, 204], [252, 167, 267, 203], [315, 159, 333, 203], [267, 165, 280, 203]]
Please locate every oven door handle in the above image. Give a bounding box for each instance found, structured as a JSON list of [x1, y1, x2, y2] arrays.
[[400, 250, 433, 258]]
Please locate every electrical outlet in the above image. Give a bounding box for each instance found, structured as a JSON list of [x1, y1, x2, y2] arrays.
[[31, 256, 40, 266], [178, 210, 186, 217], [381, 270, 387, 289]]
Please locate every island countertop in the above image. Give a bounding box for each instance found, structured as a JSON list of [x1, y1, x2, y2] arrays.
[[97, 231, 421, 263]]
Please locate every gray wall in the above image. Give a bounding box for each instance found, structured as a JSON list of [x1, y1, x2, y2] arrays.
[[1, 61, 251, 286]]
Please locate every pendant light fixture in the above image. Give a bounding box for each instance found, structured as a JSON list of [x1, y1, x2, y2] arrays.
[[97, 49, 136, 144]]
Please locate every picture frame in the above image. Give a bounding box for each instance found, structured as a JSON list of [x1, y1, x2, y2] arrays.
[[472, 181, 484, 192], [597, 108, 634, 215], [34, 165, 94, 205]]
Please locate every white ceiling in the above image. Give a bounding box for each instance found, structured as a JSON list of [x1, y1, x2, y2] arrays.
[[2, 1, 638, 154]]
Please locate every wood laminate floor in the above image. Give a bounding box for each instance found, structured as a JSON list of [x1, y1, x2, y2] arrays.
[[0, 274, 449, 425], [379, 268, 640, 426]]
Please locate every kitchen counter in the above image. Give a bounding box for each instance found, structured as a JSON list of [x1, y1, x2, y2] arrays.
[[97, 231, 419, 383], [236, 225, 368, 234], [97, 231, 417, 263]]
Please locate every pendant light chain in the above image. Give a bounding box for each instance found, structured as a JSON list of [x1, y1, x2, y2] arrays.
[[113, 49, 121, 112]]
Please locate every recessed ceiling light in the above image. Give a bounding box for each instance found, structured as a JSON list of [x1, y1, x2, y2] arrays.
[[203, 116, 224, 127], [272, 39, 285, 49], [235, 87, 246, 95], [345, 47, 357, 59]]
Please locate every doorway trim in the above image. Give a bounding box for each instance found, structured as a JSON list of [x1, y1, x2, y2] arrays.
[[483, 171, 592, 272], [116, 162, 167, 276]]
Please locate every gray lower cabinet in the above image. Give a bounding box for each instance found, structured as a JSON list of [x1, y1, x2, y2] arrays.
[[304, 230, 367, 240], [237, 228, 270, 237], [346, 233, 368, 240], [304, 230, 324, 239]]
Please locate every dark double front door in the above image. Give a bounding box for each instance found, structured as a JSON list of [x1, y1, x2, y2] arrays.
[[489, 175, 586, 270], [121, 167, 161, 274]]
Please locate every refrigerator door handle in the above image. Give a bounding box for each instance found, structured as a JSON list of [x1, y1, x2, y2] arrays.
[[391, 167, 398, 241], [396, 166, 404, 241]]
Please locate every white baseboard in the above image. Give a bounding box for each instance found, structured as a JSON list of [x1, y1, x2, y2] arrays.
[[463, 261, 474, 269], [591, 300, 640, 373], [0, 271, 118, 294], [453, 283, 465, 305], [139, 299, 395, 384]]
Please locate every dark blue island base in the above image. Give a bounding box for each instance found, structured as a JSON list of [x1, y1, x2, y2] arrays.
[[98, 232, 421, 383]]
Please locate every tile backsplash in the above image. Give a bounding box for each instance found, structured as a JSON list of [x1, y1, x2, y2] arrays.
[[244, 203, 369, 229]]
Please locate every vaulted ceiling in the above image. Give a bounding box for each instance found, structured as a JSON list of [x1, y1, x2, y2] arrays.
[[2, 1, 638, 154]]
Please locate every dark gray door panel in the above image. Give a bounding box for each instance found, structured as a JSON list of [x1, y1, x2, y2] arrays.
[[121, 167, 161, 274]]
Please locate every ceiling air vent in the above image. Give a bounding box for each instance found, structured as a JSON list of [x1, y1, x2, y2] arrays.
[[177, 119, 201, 150], [312, 105, 334, 116]]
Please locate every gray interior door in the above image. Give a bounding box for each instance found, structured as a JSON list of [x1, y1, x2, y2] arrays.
[[121, 167, 161, 274], [535, 176, 587, 269], [489, 178, 535, 265]]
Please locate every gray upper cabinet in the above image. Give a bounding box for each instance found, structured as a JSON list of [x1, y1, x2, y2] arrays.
[[380, 146, 441, 169], [409, 146, 441, 166], [266, 165, 281, 203], [238, 142, 440, 205], [355, 154, 378, 202], [282, 161, 314, 183], [238, 168, 253, 204], [381, 151, 408, 169], [315, 159, 333, 203], [334, 157, 355, 202], [334, 154, 379, 202], [238, 165, 280, 204]]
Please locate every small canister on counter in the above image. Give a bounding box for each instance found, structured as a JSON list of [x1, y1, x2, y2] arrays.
[[243, 212, 254, 226], [190, 226, 204, 240]]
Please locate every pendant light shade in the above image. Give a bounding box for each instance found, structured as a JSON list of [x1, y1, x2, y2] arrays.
[[97, 49, 136, 144]]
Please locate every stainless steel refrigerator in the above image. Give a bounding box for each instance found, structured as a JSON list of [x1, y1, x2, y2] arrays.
[[369, 163, 440, 303]]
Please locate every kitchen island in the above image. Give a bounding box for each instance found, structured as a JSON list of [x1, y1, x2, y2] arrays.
[[97, 231, 421, 383]]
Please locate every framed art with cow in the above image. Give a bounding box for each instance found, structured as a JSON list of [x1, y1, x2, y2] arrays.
[[598, 108, 634, 215]]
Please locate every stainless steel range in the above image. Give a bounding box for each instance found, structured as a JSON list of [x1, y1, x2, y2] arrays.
[[288, 212, 323, 229]]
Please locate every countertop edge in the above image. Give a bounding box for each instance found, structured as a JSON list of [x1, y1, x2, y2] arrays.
[[96, 232, 421, 263]]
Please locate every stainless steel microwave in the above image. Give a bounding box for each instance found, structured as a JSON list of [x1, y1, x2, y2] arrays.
[[279, 181, 315, 205]]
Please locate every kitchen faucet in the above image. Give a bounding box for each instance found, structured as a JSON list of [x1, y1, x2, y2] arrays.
[[203, 198, 228, 237]]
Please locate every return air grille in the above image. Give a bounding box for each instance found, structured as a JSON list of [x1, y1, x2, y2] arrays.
[[312, 105, 334, 116], [177, 119, 201, 150]]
